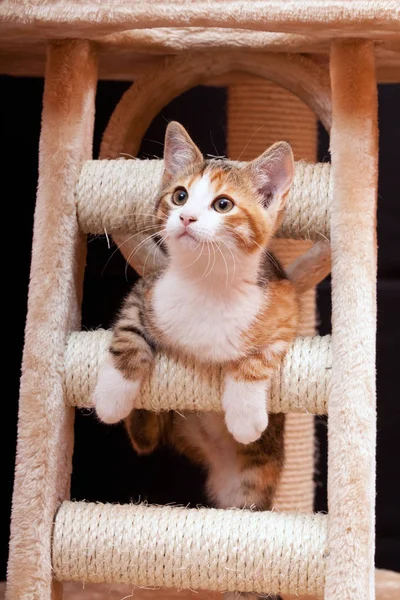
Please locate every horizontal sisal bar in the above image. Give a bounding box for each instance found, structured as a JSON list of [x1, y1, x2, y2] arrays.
[[76, 159, 331, 240], [52, 501, 327, 595], [64, 330, 331, 414]]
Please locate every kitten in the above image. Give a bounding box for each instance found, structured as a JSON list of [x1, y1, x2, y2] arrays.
[[94, 121, 299, 447], [94, 123, 330, 600]]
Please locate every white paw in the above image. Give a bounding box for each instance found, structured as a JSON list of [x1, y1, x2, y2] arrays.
[[93, 358, 141, 424], [225, 405, 268, 444], [222, 377, 269, 445]]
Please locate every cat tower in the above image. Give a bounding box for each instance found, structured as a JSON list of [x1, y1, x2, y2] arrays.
[[2, 2, 400, 600]]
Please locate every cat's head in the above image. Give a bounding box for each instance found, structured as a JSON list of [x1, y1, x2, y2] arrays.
[[157, 121, 294, 265]]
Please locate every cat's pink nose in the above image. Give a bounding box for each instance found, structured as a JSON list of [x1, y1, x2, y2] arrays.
[[180, 215, 197, 228]]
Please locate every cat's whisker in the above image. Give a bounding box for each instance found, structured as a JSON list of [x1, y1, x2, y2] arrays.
[[133, 209, 169, 220], [236, 124, 266, 161], [103, 224, 161, 252], [104, 211, 168, 228], [233, 229, 256, 250], [119, 224, 162, 237], [217, 236, 237, 285], [316, 230, 329, 243], [144, 231, 171, 276], [264, 249, 281, 271], [194, 242, 207, 283], [174, 410, 186, 419], [191, 244, 203, 283], [130, 214, 168, 223], [101, 227, 161, 276], [192, 240, 205, 271], [235, 231, 281, 274], [209, 130, 220, 159], [129, 230, 164, 258], [178, 240, 204, 270], [203, 241, 213, 280], [208, 240, 218, 280], [123, 231, 165, 278], [143, 138, 165, 148], [233, 229, 265, 256], [107, 218, 166, 232], [104, 228, 111, 249], [235, 228, 280, 271], [198, 240, 215, 282], [214, 236, 230, 287], [142, 232, 170, 276], [142, 241, 159, 278], [142, 242, 158, 278], [212, 241, 218, 276]]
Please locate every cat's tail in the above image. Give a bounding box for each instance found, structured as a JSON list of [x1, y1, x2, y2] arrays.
[[286, 241, 331, 294]]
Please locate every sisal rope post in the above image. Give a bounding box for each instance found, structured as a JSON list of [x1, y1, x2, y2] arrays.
[[227, 77, 320, 515], [5, 41, 97, 600], [76, 159, 331, 241], [326, 40, 378, 600], [52, 501, 328, 596], [64, 331, 332, 414]]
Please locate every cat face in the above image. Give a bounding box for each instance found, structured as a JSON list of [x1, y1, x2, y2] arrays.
[[157, 122, 294, 260]]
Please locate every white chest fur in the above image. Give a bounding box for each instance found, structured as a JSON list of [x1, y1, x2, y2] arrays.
[[152, 270, 263, 362]]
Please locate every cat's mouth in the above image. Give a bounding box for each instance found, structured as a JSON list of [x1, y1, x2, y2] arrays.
[[178, 230, 197, 241]]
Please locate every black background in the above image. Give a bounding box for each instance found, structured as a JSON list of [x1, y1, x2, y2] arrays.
[[3, 77, 400, 580]]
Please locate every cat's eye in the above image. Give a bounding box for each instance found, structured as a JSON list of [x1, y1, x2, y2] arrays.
[[172, 187, 188, 206], [212, 197, 234, 213]]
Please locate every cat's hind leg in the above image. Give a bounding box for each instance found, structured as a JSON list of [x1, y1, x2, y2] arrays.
[[200, 414, 285, 600]]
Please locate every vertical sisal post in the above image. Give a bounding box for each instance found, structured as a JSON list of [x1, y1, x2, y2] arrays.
[[6, 41, 97, 600], [326, 41, 378, 600], [228, 77, 318, 514]]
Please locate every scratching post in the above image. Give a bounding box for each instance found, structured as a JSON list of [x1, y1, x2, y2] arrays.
[[52, 502, 327, 595], [326, 40, 378, 600], [65, 331, 332, 414], [6, 41, 97, 600], [227, 77, 318, 513], [3, 4, 398, 599]]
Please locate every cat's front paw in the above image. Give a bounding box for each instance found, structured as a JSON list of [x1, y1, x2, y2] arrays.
[[225, 405, 269, 445], [222, 376, 269, 444], [93, 358, 141, 424]]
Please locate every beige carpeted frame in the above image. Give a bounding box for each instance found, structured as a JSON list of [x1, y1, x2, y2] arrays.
[[4, 4, 399, 599]]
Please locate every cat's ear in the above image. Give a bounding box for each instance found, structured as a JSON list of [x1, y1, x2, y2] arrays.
[[248, 141, 294, 211], [163, 121, 203, 183]]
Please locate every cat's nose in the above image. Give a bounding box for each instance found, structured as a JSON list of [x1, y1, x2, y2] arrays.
[[180, 215, 197, 228]]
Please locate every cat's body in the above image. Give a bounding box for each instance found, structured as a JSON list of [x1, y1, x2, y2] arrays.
[[94, 122, 330, 597], [95, 124, 300, 441], [109, 244, 292, 511]]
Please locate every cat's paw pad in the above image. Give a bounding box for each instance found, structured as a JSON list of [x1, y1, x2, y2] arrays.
[[225, 407, 269, 445], [93, 359, 141, 424]]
